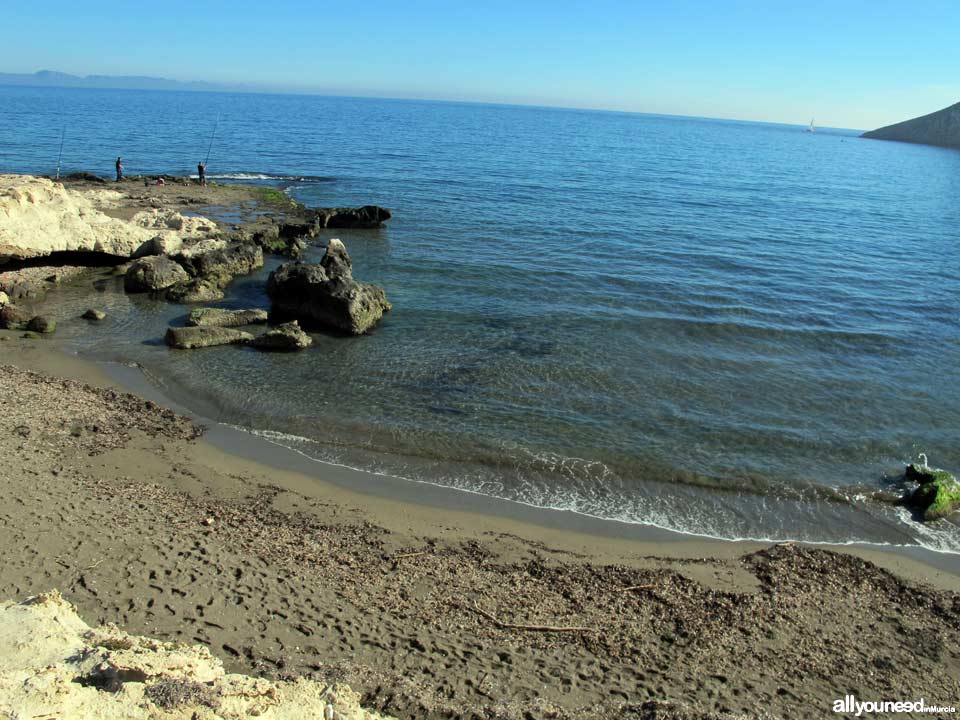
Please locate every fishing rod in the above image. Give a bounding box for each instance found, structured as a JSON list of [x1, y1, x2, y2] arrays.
[[55, 126, 65, 180], [204, 112, 220, 167]]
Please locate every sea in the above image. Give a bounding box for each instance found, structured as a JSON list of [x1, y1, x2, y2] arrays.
[[2, 85, 959, 553]]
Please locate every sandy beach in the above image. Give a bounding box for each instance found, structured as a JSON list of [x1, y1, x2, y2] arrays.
[[2, 337, 959, 719]]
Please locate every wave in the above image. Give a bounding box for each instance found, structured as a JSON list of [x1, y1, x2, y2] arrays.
[[201, 172, 336, 182], [223, 424, 960, 556]]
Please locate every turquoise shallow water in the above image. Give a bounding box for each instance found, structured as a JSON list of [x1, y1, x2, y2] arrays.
[[3, 86, 960, 551]]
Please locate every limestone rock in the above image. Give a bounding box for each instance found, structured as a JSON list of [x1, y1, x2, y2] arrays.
[[0, 590, 394, 719], [267, 240, 390, 335], [124, 256, 190, 293], [250, 321, 313, 351], [168, 241, 264, 304], [164, 326, 253, 349], [0, 175, 219, 263], [186, 308, 268, 327]]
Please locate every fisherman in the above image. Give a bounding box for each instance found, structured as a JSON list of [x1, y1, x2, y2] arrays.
[[115, 156, 123, 182], [197, 161, 206, 187]]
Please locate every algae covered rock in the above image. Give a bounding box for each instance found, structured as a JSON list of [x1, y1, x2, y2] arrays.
[[250, 321, 312, 351], [164, 326, 253, 349], [27, 315, 56, 334], [186, 308, 268, 328], [905, 462, 960, 521]]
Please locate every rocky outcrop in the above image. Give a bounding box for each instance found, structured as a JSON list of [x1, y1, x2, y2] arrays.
[[124, 256, 190, 293], [0, 175, 219, 263], [316, 205, 391, 229], [862, 101, 960, 150], [267, 239, 391, 335], [0, 590, 393, 719], [186, 308, 268, 327], [164, 326, 254, 349], [250, 321, 313, 351], [168, 241, 264, 303], [905, 462, 960, 521]]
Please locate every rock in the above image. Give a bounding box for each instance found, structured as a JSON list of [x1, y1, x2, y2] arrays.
[[0, 291, 8, 308], [124, 256, 190, 293], [315, 205, 391, 229], [165, 279, 224, 304], [177, 238, 228, 261], [133, 234, 184, 258], [27, 316, 56, 334], [164, 326, 253, 349], [905, 463, 960, 521], [0, 305, 31, 330], [82, 309, 106, 321], [186, 308, 268, 328], [20, 331, 41, 340], [250, 321, 313, 351], [168, 241, 264, 304], [266, 240, 391, 335], [0, 175, 219, 263], [0, 590, 394, 720]]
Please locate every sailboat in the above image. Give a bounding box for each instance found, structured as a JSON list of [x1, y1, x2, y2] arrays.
[[805, 118, 816, 133]]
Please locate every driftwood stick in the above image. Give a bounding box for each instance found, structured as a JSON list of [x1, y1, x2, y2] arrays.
[[469, 602, 594, 633], [621, 584, 655, 592]]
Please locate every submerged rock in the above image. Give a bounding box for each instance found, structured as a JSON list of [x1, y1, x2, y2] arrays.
[[0, 304, 31, 330], [82, 309, 106, 321], [266, 239, 391, 335], [905, 462, 960, 521], [164, 326, 253, 349], [124, 256, 190, 293], [186, 308, 268, 328], [27, 316, 56, 334], [250, 320, 313, 351]]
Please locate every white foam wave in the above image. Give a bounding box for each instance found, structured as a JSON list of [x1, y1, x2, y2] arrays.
[[224, 424, 960, 556]]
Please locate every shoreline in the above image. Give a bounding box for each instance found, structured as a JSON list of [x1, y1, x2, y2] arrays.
[[12, 338, 960, 585]]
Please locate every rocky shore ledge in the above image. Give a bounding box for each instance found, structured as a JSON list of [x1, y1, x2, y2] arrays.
[[0, 173, 392, 345]]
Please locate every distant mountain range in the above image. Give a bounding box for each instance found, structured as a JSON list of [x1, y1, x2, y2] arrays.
[[0, 70, 242, 92], [861, 101, 960, 150]]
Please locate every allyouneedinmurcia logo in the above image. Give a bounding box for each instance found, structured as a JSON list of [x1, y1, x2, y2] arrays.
[[833, 695, 956, 716]]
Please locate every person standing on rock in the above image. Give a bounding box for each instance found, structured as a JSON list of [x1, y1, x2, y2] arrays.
[[197, 161, 207, 187], [115, 156, 123, 182]]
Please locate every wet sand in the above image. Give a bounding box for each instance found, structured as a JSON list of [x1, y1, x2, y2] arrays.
[[2, 337, 959, 719]]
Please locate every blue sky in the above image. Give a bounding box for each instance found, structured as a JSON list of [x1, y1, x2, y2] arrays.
[[2, 0, 958, 129]]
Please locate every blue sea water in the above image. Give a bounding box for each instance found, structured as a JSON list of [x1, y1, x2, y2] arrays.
[[2, 86, 960, 552]]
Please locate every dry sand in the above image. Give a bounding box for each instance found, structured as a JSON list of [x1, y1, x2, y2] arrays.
[[1, 338, 959, 719]]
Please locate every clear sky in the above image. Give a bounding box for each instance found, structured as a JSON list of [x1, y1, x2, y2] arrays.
[[3, 0, 959, 130]]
